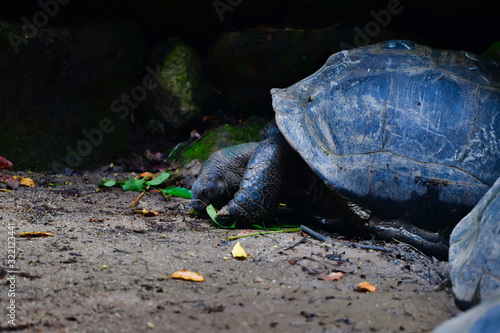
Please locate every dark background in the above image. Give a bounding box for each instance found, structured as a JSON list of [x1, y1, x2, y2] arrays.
[[1, 0, 499, 170]]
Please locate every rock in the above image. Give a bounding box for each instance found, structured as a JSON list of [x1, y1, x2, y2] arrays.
[[173, 119, 265, 166], [141, 38, 215, 138], [432, 295, 500, 333], [449, 176, 500, 310], [0, 19, 145, 171], [482, 41, 500, 63], [206, 28, 419, 116]]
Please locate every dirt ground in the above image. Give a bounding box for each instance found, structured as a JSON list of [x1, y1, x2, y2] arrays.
[[1, 168, 460, 333]]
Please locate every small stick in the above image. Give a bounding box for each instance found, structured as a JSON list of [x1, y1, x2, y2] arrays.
[[351, 243, 393, 253], [283, 236, 307, 251], [130, 185, 150, 208], [300, 225, 329, 242]]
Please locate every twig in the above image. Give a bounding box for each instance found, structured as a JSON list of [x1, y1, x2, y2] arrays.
[[227, 228, 300, 240], [0, 188, 11, 193], [130, 185, 150, 208], [283, 236, 308, 251], [300, 225, 329, 242], [351, 243, 393, 253]]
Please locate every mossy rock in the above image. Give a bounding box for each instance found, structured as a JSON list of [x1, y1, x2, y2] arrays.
[[142, 38, 215, 138], [174, 119, 265, 166], [482, 41, 500, 63]]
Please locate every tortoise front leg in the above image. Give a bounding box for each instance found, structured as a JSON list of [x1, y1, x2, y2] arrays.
[[215, 132, 293, 227]]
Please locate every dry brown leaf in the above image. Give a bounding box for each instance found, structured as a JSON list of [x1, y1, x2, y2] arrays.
[[0, 175, 20, 189], [236, 230, 255, 237], [18, 231, 54, 238], [190, 129, 200, 139], [357, 281, 376, 292], [253, 275, 271, 288], [171, 270, 205, 282]]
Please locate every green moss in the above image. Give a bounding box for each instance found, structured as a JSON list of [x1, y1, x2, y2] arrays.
[[482, 41, 500, 63], [176, 120, 264, 166], [159, 40, 201, 115]]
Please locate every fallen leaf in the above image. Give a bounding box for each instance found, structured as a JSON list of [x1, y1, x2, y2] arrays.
[[140, 172, 153, 179], [206, 204, 218, 221], [171, 270, 205, 282], [202, 115, 217, 122], [161, 186, 191, 198], [206, 204, 236, 229], [232, 241, 248, 260], [236, 230, 255, 237], [145, 172, 170, 186], [0, 175, 20, 189], [253, 275, 271, 288], [357, 281, 376, 292], [18, 231, 54, 238], [19, 177, 34, 187], [190, 129, 200, 139], [139, 209, 158, 216], [144, 150, 165, 162], [321, 271, 343, 281]]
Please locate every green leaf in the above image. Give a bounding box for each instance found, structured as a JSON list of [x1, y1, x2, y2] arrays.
[[102, 180, 116, 187], [206, 204, 218, 221], [206, 204, 236, 229], [145, 172, 170, 186], [122, 178, 145, 192], [162, 186, 191, 199]]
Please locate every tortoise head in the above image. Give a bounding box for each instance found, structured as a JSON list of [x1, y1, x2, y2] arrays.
[[191, 143, 259, 214]]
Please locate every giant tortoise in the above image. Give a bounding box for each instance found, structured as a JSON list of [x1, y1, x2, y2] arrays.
[[191, 40, 500, 259]]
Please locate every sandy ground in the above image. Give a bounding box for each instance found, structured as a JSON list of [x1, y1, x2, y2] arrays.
[[0, 170, 460, 332]]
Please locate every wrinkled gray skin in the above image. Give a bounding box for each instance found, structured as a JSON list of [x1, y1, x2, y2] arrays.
[[192, 40, 500, 259], [449, 176, 500, 310]]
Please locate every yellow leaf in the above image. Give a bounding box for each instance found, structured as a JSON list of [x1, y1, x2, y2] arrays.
[[18, 231, 53, 238], [140, 209, 158, 216], [357, 281, 376, 292], [232, 241, 248, 260], [20, 177, 34, 187], [171, 270, 205, 282]]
